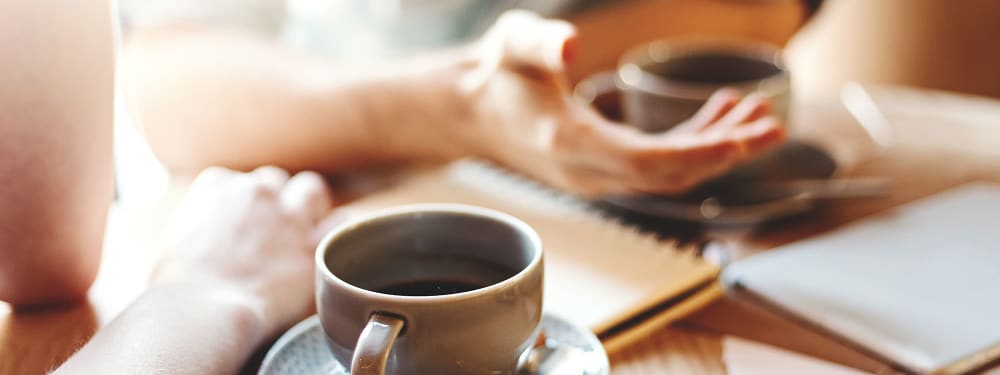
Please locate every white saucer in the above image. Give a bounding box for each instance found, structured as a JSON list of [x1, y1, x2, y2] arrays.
[[258, 313, 610, 375]]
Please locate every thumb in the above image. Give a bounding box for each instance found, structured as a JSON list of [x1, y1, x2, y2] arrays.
[[490, 10, 578, 73]]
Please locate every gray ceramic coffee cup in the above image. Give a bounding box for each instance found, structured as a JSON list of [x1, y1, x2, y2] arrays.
[[315, 204, 544, 375], [575, 39, 790, 133]]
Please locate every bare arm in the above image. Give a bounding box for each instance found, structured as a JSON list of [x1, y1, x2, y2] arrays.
[[0, 0, 114, 305], [56, 168, 333, 374], [126, 12, 785, 196], [53, 284, 264, 374], [122, 27, 478, 175]]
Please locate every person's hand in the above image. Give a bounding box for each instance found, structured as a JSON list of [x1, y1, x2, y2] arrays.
[[151, 166, 333, 339], [460, 10, 786, 196]]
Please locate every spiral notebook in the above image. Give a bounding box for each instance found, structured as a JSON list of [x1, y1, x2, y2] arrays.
[[343, 160, 722, 352], [723, 183, 1000, 374]]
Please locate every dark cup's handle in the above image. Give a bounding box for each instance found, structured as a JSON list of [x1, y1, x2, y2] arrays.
[[573, 70, 618, 105], [351, 312, 406, 375]]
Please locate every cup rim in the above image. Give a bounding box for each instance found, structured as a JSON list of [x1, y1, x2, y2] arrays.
[[315, 203, 544, 303], [617, 38, 789, 101]]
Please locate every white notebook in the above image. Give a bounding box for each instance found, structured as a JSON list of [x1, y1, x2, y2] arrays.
[[724, 182, 1000, 374], [343, 160, 722, 352]]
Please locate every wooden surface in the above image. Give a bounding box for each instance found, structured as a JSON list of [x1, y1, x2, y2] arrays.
[[2, 85, 998, 374], [613, 324, 726, 374]]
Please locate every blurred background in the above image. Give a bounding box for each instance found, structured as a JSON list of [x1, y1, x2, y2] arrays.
[[113, 0, 1000, 202]]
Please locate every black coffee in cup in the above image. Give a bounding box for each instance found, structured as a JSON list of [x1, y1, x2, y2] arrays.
[[325, 238, 523, 298], [640, 53, 784, 85], [375, 278, 490, 296], [366, 253, 516, 297]]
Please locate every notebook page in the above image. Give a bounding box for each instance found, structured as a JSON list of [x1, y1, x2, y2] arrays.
[[344, 160, 719, 334], [724, 182, 1000, 374]]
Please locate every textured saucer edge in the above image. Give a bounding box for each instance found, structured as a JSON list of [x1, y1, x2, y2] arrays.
[[258, 314, 609, 375]]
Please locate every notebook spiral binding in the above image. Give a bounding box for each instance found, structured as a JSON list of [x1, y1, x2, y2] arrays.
[[446, 159, 703, 260]]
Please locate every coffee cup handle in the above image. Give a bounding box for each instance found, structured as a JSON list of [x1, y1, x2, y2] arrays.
[[573, 70, 618, 104], [351, 312, 406, 375]]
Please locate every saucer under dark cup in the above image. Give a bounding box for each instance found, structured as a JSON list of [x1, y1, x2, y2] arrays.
[[599, 140, 839, 226]]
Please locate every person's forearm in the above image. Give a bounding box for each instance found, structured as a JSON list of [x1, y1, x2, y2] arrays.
[[0, 0, 113, 306], [55, 284, 265, 374], [123, 28, 480, 175]]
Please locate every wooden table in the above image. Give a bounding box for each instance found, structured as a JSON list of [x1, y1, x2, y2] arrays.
[[2, 85, 999, 374]]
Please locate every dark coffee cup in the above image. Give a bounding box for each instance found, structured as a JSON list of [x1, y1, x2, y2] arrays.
[[575, 39, 790, 133], [315, 204, 544, 375]]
